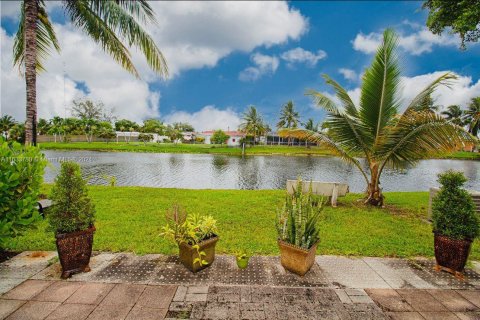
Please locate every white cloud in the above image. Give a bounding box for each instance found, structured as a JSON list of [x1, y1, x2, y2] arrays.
[[1, 1, 308, 121], [1, 25, 160, 122], [398, 72, 480, 110], [280, 47, 327, 67], [164, 105, 241, 132], [0, 1, 21, 20], [338, 68, 358, 81], [148, 1, 307, 76], [239, 53, 279, 82], [316, 71, 480, 112], [352, 28, 459, 55]]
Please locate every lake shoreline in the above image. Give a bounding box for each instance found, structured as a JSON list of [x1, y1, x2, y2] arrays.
[[39, 142, 480, 160]]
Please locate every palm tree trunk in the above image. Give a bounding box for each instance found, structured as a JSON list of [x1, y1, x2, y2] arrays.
[[365, 162, 384, 206], [24, 0, 38, 146]]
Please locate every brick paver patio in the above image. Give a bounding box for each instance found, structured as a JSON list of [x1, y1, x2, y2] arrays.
[[1, 251, 480, 319]]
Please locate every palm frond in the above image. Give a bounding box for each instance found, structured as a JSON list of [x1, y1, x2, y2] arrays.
[[306, 89, 373, 158], [13, 0, 60, 74], [378, 111, 473, 172], [84, 0, 168, 78], [91, 0, 157, 24], [359, 28, 401, 143], [279, 128, 369, 183], [64, 0, 139, 77], [404, 72, 457, 113], [321, 74, 358, 117]]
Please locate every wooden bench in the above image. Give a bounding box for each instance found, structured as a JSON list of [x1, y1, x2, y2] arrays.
[[428, 187, 480, 219], [286, 180, 349, 207], [37, 199, 53, 218]]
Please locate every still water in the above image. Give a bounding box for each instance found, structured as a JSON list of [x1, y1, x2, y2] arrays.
[[42, 150, 480, 192]]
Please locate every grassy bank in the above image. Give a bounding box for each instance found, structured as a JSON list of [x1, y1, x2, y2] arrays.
[[39, 142, 334, 156], [39, 141, 480, 160], [8, 186, 480, 259]]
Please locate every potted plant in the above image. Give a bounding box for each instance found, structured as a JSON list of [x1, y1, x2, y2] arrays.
[[162, 204, 218, 272], [48, 162, 95, 279], [235, 250, 250, 269], [276, 179, 322, 276], [432, 170, 479, 279]]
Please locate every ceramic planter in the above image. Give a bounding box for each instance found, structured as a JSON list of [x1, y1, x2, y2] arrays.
[[278, 240, 318, 276], [56, 226, 95, 279], [178, 236, 218, 272], [434, 233, 472, 278], [236, 256, 250, 269]]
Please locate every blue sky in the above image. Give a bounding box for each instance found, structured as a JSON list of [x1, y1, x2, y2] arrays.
[[1, 1, 479, 131]]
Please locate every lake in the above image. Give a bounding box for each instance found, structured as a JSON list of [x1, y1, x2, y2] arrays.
[[42, 150, 480, 192]]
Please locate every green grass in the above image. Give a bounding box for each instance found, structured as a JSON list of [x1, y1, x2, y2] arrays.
[[39, 142, 480, 160], [8, 186, 480, 259], [39, 142, 334, 156]]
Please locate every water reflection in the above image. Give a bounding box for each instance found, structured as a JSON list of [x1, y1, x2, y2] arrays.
[[42, 150, 480, 192]]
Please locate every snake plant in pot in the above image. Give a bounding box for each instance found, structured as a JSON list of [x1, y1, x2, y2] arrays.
[[48, 162, 95, 279], [161, 204, 218, 272], [432, 170, 479, 279], [276, 179, 322, 276]]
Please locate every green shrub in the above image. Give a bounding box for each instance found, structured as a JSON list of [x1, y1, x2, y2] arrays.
[[0, 139, 47, 249], [275, 179, 323, 249], [48, 162, 95, 234], [161, 204, 217, 245], [432, 170, 479, 240]]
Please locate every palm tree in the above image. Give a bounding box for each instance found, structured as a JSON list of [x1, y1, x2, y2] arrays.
[[304, 118, 318, 132], [277, 101, 300, 145], [303, 118, 318, 146], [13, 0, 168, 146], [239, 106, 266, 146], [441, 105, 464, 126], [464, 97, 480, 137], [0, 115, 16, 139], [279, 29, 471, 206]]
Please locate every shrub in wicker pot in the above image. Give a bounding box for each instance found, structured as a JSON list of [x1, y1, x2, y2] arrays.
[[162, 204, 218, 272], [432, 170, 479, 279], [48, 162, 95, 279], [276, 179, 323, 276]]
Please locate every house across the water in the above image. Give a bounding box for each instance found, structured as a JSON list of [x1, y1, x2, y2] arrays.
[[199, 131, 245, 146]]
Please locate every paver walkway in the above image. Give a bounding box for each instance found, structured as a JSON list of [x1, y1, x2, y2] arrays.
[[1, 251, 480, 319]]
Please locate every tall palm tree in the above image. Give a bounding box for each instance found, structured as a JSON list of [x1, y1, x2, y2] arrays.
[[277, 101, 300, 145], [13, 0, 168, 145], [280, 29, 471, 206], [441, 105, 464, 126], [464, 97, 480, 137], [239, 106, 266, 146], [0, 115, 17, 139]]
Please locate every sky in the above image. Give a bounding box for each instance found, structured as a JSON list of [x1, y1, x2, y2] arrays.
[[1, 1, 479, 132]]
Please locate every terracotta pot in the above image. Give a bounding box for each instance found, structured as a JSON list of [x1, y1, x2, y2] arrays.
[[434, 233, 472, 276], [278, 240, 318, 276], [56, 226, 95, 279], [178, 236, 218, 272]]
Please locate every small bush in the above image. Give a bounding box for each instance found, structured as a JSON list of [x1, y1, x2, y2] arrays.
[[161, 204, 217, 245], [48, 162, 95, 234], [0, 139, 47, 249], [432, 170, 479, 240], [275, 179, 323, 249]]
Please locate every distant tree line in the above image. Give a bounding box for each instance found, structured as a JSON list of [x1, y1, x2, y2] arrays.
[[0, 98, 194, 143]]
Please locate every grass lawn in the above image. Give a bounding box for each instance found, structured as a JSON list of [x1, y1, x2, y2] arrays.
[[39, 141, 480, 160], [39, 142, 334, 156], [8, 186, 480, 260]]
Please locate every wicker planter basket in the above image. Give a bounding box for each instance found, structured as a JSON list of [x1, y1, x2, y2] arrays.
[[278, 240, 318, 276], [179, 236, 218, 272], [56, 226, 95, 279], [434, 233, 472, 278]]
